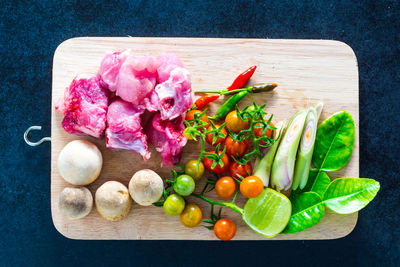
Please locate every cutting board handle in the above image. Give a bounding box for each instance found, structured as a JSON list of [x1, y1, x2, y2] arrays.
[[24, 126, 51, 146]]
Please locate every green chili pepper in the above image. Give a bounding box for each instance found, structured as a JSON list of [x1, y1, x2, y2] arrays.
[[209, 91, 249, 120]]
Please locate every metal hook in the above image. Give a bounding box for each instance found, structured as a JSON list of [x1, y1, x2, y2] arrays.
[[24, 126, 51, 146]]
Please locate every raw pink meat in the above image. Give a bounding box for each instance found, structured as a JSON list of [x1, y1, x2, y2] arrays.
[[55, 74, 108, 138], [60, 50, 192, 164], [116, 55, 158, 105], [146, 113, 187, 166], [147, 67, 193, 120], [99, 51, 158, 106], [105, 99, 150, 160], [156, 52, 184, 83], [98, 51, 129, 91]]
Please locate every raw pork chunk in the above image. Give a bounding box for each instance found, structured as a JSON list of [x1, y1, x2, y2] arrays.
[[156, 52, 184, 83], [146, 113, 187, 166], [106, 99, 150, 160], [147, 53, 193, 120], [55, 75, 108, 138], [97, 50, 192, 162], [99, 51, 158, 106], [98, 51, 129, 91]]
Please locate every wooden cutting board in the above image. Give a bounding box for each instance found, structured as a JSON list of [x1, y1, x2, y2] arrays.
[[51, 37, 359, 240]]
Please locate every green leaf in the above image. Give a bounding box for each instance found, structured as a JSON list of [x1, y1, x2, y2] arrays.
[[310, 170, 331, 196], [293, 169, 331, 197], [312, 111, 355, 171], [301, 168, 318, 192], [323, 178, 380, 214], [283, 192, 325, 234]]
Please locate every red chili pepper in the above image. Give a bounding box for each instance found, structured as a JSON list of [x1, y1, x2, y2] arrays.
[[227, 65, 257, 91], [194, 94, 220, 110]]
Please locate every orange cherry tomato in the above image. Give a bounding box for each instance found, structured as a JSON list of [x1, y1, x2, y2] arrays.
[[214, 218, 237, 241], [229, 162, 252, 180], [225, 136, 248, 158], [203, 150, 230, 174], [225, 110, 250, 133], [180, 203, 203, 228], [240, 176, 264, 198], [215, 176, 237, 199], [205, 124, 227, 146], [253, 121, 276, 143], [185, 109, 209, 126]]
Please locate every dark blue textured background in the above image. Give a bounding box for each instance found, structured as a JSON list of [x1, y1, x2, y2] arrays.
[[1, 0, 399, 266]]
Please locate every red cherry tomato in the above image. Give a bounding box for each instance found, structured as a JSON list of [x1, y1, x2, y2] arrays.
[[203, 150, 230, 174], [253, 121, 276, 144], [225, 136, 248, 158], [205, 124, 227, 146], [229, 161, 252, 180]]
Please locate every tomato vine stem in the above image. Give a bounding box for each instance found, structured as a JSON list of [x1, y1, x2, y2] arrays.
[[191, 193, 244, 215]]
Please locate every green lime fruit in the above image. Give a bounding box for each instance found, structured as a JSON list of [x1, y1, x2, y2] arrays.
[[243, 188, 291, 237]]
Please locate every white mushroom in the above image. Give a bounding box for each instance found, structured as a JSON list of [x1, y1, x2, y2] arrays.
[[57, 140, 103, 185], [59, 187, 93, 219], [129, 169, 164, 206], [95, 181, 132, 221]]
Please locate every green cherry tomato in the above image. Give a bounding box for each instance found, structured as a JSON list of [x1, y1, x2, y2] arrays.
[[185, 160, 205, 180], [246, 104, 259, 116], [163, 194, 185, 216], [180, 203, 203, 228], [174, 175, 195, 196]]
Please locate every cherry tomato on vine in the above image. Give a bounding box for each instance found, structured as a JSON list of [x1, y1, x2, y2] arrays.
[[163, 194, 185, 216], [185, 110, 209, 126], [203, 151, 230, 174], [225, 136, 248, 158], [246, 104, 260, 118], [183, 128, 194, 140], [225, 110, 250, 133], [240, 176, 264, 198], [214, 218, 237, 241], [180, 203, 203, 228], [185, 160, 205, 181], [253, 120, 276, 141], [229, 161, 252, 180], [205, 124, 227, 146], [173, 175, 195, 196], [215, 176, 237, 199]]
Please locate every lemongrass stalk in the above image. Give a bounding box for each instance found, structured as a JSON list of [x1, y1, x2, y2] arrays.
[[292, 103, 323, 190], [315, 102, 323, 118], [253, 121, 286, 187], [270, 109, 308, 191]]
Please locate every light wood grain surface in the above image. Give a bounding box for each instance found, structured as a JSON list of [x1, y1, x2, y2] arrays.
[[51, 37, 359, 240]]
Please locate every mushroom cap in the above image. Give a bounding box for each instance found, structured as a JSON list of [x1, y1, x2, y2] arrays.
[[57, 140, 103, 185], [129, 169, 164, 206], [95, 181, 132, 221], [59, 187, 93, 219]]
